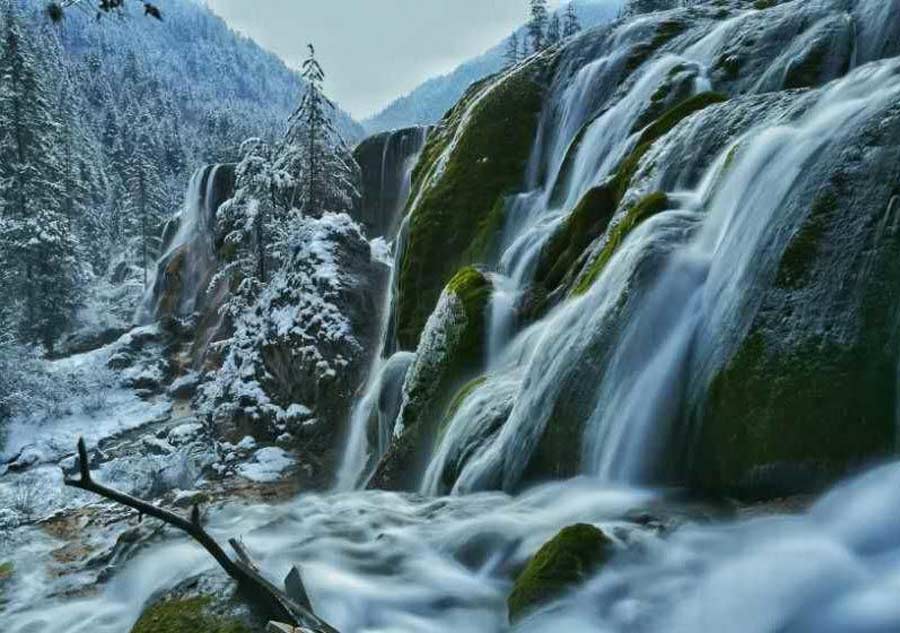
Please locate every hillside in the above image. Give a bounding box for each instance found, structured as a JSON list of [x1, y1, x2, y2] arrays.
[[363, 2, 619, 134]]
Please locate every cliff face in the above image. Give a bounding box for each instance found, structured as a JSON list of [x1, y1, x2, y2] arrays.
[[352, 127, 429, 239], [363, 0, 900, 498]]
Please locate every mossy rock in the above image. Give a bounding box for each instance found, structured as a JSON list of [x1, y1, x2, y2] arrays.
[[613, 92, 728, 201], [0, 561, 12, 603], [697, 332, 896, 496], [624, 18, 688, 75], [535, 184, 618, 293], [540, 93, 727, 301], [572, 191, 670, 295], [396, 61, 548, 350], [508, 524, 614, 623], [775, 192, 838, 289], [130, 597, 250, 633], [370, 268, 493, 490]]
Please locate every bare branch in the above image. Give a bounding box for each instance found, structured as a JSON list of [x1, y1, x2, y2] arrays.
[[63, 436, 339, 632]]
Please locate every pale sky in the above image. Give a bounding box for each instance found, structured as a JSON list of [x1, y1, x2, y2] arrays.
[[204, 0, 567, 120]]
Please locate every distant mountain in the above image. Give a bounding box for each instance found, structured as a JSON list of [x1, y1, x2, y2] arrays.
[[363, 2, 620, 135], [29, 0, 364, 145]]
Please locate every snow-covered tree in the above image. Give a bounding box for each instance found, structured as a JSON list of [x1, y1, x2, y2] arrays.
[[563, 2, 582, 38], [547, 13, 562, 46], [0, 3, 80, 352], [528, 0, 549, 52], [124, 138, 168, 286], [504, 31, 520, 68], [274, 44, 359, 220]]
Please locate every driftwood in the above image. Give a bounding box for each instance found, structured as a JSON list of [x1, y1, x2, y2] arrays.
[[63, 437, 339, 633]]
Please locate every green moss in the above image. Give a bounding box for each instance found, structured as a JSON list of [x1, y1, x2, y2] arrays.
[[438, 375, 488, 440], [612, 92, 728, 203], [130, 597, 250, 633], [370, 268, 492, 490], [625, 19, 687, 75], [0, 561, 12, 597], [776, 192, 837, 289], [535, 184, 619, 292], [508, 524, 613, 623], [397, 64, 547, 349], [753, 0, 775, 9], [698, 332, 895, 493], [572, 191, 670, 295], [542, 93, 726, 298], [715, 53, 743, 81]]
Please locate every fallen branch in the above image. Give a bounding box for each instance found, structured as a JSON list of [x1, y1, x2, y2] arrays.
[[63, 437, 339, 633]]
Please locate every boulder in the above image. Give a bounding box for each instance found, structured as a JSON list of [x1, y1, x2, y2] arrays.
[[507, 523, 614, 623]]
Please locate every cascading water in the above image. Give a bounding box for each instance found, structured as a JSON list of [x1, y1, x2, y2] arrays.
[[585, 61, 900, 481], [7, 3, 900, 632], [484, 14, 741, 366], [136, 164, 233, 324], [336, 129, 428, 490], [424, 6, 900, 495]]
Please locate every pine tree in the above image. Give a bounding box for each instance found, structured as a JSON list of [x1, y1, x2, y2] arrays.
[[563, 2, 582, 38], [124, 136, 167, 287], [504, 31, 520, 68], [275, 44, 358, 220], [528, 0, 549, 53], [0, 3, 80, 352], [547, 13, 562, 46]]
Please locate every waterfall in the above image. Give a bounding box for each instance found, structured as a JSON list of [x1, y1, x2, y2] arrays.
[[336, 128, 428, 490], [423, 7, 900, 494], [585, 59, 900, 482], [136, 164, 232, 324]]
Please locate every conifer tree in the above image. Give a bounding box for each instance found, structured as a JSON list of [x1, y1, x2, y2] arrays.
[[563, 2, 582, 38], [275, 44, 358, 220], [528, 0, 549, 52], [124, 140, 167, 287], [504, 31, 520, 68], [547, 13, 562, 46], [0, 3, 80, 352]]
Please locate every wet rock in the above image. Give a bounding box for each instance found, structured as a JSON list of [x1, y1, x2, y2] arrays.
[[352, 126, 430, 238], [167, 422, 205, 446], [507, 523, 614, 623], [54, 326, 129, 359], [371, 268, 492, 490], [172, 489, 210, 509], [167, 372, 201, 399]]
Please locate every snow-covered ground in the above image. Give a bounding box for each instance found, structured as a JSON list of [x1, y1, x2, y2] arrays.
[[1, 329, 171, 469]]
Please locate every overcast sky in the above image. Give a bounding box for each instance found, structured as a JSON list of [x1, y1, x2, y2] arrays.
[[204, 0, 568, 120]]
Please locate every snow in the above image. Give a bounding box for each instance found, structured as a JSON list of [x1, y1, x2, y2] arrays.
[[237, 447, 295, 483], [166, 422, 205, 445], [0, 328, 173, 466]]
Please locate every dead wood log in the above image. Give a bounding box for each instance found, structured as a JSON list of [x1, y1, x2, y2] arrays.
[[63, 437, 339, 633]]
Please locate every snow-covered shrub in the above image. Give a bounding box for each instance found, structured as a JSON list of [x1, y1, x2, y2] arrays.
[[198, 212, 367, 435]]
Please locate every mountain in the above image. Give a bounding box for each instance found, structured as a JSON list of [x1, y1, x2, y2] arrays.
[[362, 1, 620, 134]]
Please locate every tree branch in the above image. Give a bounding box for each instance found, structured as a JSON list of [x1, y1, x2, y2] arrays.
[[63, 437, 339, 633]]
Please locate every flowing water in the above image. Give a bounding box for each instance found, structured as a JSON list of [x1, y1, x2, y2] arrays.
[[10, 463, 900, 632], [136, 164, 227, 324], [336, 130, 428, 490], [4, 3, 900, 632]]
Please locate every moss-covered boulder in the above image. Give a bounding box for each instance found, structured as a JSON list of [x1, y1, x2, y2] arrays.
[[693, 113, 900, 497], [395, 59, 549, 350], [370, 267, 493, 490], [508, 524, 614, 623], [572, 191, 670, 295], [534, 184, 618, 294], [130, 597, 250, 633]]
